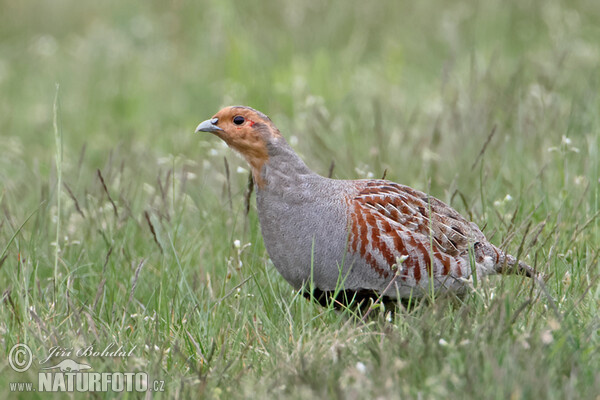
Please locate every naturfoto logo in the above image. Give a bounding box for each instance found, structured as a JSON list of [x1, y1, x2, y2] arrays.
[[8, 343, 165, 393]]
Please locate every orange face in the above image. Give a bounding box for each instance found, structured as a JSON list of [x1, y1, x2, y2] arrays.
[[196, 106, 280, 187]]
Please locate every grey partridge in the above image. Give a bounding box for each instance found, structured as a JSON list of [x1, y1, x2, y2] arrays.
[[196, 106, 537, 303]]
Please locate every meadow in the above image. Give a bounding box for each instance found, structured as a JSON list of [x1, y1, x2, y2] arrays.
[[1, 0, 599, 398]]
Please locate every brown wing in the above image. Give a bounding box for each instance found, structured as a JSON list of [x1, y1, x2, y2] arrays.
[[347, 180, 487, 284]]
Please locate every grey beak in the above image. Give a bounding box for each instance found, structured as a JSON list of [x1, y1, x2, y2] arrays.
[[195, 118, 223, 133]]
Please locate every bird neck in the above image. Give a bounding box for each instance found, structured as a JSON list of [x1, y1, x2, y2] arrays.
[[257, 137, 316, 190]]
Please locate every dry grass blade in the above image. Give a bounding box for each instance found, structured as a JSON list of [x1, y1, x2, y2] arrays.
[[223, 157, 233, 212], [515, 221, 532, 261], [76, 143, 86, 176], [213, 275, 254, 306], [2, 290, 21, 324], [28, 307, 49, 336], [361, 269, 402, 321], [53, 84, 63, 303], [144, 210, 163, 253], [102, 246, 113, 275], [0, 202, 44, 266], [471, 124, 497, 170], [570, 209, 600, 243], [186, 330, 207, 364], [63, 182, 85, 218], [97, 168, 119, 218], [328, 160, 335, 178], [528, 220, 547, 248], [244, 172, 254, 216], [156, 171, 167, 202], [128, 259, 146, 305], [83, 311, 100, 342], [450, 189, 474, 221], [509, 298, 533, 325], [93, 278, 107, 311]]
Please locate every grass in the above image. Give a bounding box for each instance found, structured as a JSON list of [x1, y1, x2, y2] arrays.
[[1, 0, 599, 398]]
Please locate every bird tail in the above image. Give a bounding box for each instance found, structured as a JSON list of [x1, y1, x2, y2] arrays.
[[494, 251, 541, 280]]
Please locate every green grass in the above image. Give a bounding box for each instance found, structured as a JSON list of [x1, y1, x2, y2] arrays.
[[1, 0, 599, 398]]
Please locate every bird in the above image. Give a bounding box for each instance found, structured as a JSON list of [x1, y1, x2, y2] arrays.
[[196, 106, 538, 306]]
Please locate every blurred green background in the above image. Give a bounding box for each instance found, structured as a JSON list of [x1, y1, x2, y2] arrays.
[[1, 0, 599, 398], [3, 0, 598, 189]]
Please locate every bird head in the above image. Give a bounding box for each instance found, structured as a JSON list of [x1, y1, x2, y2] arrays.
[[196, 106, 281, 187]]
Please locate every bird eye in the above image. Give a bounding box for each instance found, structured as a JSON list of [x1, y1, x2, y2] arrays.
[[233, 115, 245, 125]]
